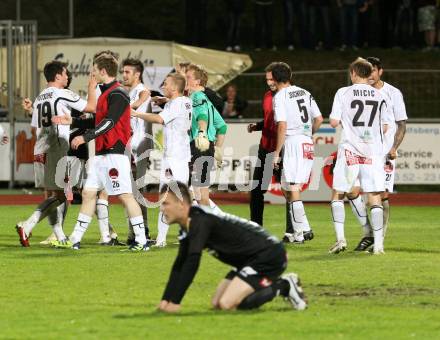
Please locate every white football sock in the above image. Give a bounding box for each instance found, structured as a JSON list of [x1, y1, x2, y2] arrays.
[[289, 201, 305, 241], [156, 211, 169, 243], [50, 203, 67, 241], [70, 213, 92, 244], [382, 199, 390, 237], [23, 210, 42, 235], [349, 195, 372, 237], [96, 199, 111, 243], [371, 205, 384, 251], [130, 215, 146, 245], [331, 200, 345, 241], [303, 214, 311, 232]]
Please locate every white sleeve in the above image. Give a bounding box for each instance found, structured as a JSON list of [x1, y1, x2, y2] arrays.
[[61, 89, 87, 112], [329, 90, 342, 121], [159, 102, 177, 124], [380, 97, 393, 124], [0, 124, 4, 138], [392, 89, 408, 121], [273, 93, 286, 122], [31, 106, 38, 128], [309, 95, 322, 118]]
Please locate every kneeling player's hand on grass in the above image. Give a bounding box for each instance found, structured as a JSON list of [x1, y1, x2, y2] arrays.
[[52, 114, 72, 125], [159, 302, 181, 313], [71, 136, 85, 150], [214, 146, 223, 168], [195, 131, 210, 152]]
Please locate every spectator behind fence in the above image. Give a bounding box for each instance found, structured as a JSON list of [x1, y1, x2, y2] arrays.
[[283, 0, 309, 50], [393, 0, 415, 48], [417, 0, 438, 51], [254, 0, 275, 50], [337, 0, 366, 51], [225, 0, 246, 52], [222, 84, 248, 119], [358, 0, 374, 48], [185, 0, 208, 46], [309, 0, 332, 50], [378, 0, 400, 48]]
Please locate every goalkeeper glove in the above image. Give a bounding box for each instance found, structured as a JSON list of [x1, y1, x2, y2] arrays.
[[214, 146, 223, 168], [195, 131, 210, 152]]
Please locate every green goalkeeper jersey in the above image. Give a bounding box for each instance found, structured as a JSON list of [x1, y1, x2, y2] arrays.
[[190, 91, 227, 142]]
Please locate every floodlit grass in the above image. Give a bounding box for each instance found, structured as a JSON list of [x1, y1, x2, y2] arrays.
[[1, 204, 439, 339]]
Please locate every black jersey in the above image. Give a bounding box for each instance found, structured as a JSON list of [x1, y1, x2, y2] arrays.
[[187, 207, 280, 267], [67, 108, 89, 160], [162, 207, 282, 304]]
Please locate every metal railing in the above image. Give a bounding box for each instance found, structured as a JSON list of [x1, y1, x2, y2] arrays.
[[227, 70, 440, 119], [0, 20, 38, 188]]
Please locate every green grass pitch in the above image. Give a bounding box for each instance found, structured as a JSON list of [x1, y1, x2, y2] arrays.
[[1, 203, 439, 339]]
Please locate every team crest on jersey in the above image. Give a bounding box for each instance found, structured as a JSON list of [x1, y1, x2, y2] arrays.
[[109, 168, 119, 179], [165, 168, 173, 179]]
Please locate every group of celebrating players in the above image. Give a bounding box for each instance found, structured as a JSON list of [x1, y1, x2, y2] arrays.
[[12, 50, 406, 313]]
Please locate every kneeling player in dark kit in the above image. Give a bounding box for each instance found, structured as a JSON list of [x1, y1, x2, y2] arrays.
[[157, 181, 307, 313]]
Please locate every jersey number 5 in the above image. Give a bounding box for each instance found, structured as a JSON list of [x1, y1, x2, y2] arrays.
[[351, 100, 378, 127], [36, 102, 52, 128], [296, 99, 309, 123]]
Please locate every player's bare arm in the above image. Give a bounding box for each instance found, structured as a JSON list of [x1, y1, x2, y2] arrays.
[[131, 89, 151, 110], [22, 98, 33, 113], [273, 121, 286, 169], [131, 109, 164, 124], [330, 118, 340, 128], [82, 72, 98, 113], [389, 120, 407, 159], [312, 115, 324, 134]]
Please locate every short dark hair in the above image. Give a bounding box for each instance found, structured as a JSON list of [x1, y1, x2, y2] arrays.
[[93, 50, 119, 62], [43, 60, 68, 82], [265, 62, 292, 83], [94, 54, 119, 77], [160, 181, 191, 205], [122, 58, 144, 83], [366, 57, 382, 70], [349, 57, 372, 79], [66, 69, 73, 88], [167, 73, 186, 93]]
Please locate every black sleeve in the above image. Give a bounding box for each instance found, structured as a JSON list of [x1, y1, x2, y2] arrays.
[[169, 253, 202, 304], [204, 87, 224, 114], [163, 215, 211, 304], [83, 89, 129, 142], [72, 116, 95, 130], [162, 237, 189, 301], [255, 120, 264, 131]]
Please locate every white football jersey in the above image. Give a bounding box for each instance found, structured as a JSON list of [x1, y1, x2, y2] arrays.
[[273, 85, 322, 137], [129, 83, 150, 150], [330, 83, 393, 157], [159, 96, 192, 161], [31, 87, 87, 155], [380, 82, 408, 152]]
